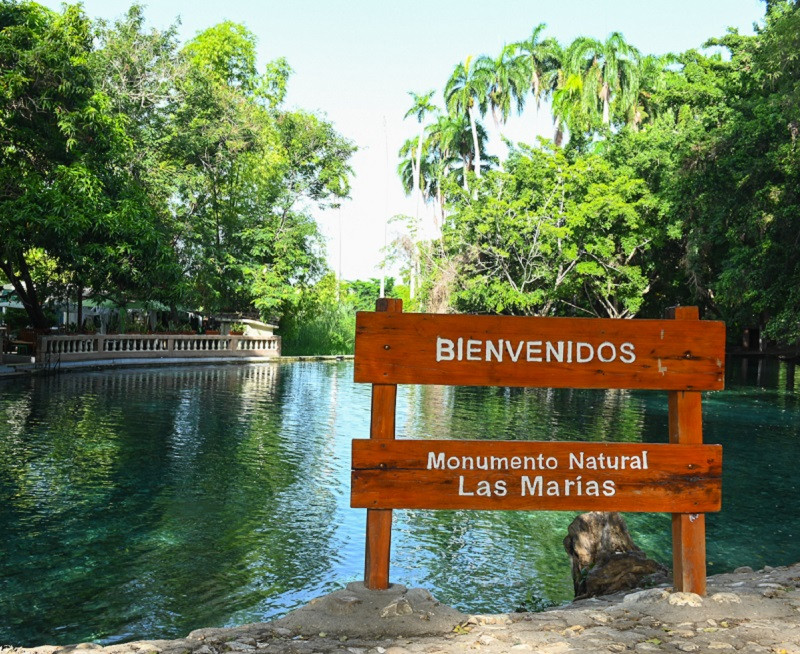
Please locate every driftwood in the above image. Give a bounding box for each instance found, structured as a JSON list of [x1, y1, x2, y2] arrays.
[[564, 511, 668, 599]]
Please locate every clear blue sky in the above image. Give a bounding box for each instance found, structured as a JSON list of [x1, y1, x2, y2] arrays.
[[42, 0, 766, 281]]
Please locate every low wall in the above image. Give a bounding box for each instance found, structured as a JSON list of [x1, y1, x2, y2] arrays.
[[38, 333, 281, 363]]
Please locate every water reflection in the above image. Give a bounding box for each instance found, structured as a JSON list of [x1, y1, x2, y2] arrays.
[[1, 358, 800, 646], [0, 365, 352, 646]]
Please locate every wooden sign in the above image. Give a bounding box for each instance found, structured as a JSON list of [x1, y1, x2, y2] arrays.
[[353, 300, 725, 597], [355, 312, 725, 390], [352, 440, 722, 513]]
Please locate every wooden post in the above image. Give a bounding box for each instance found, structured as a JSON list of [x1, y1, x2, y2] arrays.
[[364, 297, 402, 589], [667, 305, 707, 595]]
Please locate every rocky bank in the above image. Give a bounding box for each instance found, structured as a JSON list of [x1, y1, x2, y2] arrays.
[[4, 564, 800, 654]]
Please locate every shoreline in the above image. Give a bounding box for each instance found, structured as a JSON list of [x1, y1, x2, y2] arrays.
[[0, 355, 354, 379], [5, 562, 800, 654]]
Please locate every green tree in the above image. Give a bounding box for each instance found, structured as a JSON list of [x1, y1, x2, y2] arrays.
[[483, 44, 527, 130], [404, 90, 437, 219], [444, 143, 657, 318], [556, 32, 641, 136], [0, 1, 171, 328], [513, 24, 562, 115], [168, 21, 354, 318], [444, 55, 492, 181]]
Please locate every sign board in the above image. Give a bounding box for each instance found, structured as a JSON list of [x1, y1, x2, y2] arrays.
[[352, 440, 721, 513], [355, 313, 725, 390], [352, 300, 725, 596]]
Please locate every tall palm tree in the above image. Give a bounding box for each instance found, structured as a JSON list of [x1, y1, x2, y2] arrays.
[[397, 136, 421, 197], [565, 32, 641, 127], [404, 90, 437, 218], [483, 45, 527, 130], [427, 111, 489, 191], [551, 69, 585, 145], [444, 55, 491, 179], [514, 23, 562, 113], [626, 53, 675, 129]]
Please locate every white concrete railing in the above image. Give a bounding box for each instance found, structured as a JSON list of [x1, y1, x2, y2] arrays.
[[39, 333, 281, 362]]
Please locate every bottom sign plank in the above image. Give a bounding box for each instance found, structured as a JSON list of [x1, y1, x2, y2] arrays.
[[351, 440, 722, 513]]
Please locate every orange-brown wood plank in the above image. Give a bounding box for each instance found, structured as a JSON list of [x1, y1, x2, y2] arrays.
[[667, 306, 708, 595], [363, 297, 402, 590], [364, 508, 392, 589], [669, 389, 708, 593], [352, 440, 721, 513], [354, 312, 725, 390]]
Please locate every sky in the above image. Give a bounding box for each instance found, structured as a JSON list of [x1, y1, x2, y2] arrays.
[[41, 0, 766, 282]]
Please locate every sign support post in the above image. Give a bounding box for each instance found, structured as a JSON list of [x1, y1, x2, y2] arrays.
[[363, 297, 401, 589], [667, 305, 707, 595]]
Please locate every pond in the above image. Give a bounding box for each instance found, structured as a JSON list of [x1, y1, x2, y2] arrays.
[[1, 357, 799, 646]]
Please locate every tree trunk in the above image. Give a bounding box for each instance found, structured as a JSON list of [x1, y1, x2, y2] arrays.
[[414, 127, 424, 220], [468, 104, 482, 179], [1, 257, 50, 329], [76, 284, 83, 332]]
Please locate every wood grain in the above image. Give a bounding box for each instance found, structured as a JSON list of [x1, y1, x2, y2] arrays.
[[354, 312, 726, 390], [352, 440, 721, 513], [363, 298, 402, 590], [667, 305, 708, 595]]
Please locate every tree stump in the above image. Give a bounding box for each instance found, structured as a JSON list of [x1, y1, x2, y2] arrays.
[[563, 511, 668, 599]]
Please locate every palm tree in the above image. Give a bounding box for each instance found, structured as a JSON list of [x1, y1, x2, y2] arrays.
[[427, 111, 489, 192], [626, 53, 675, 129], [565, 32, 641, 127], [483, 45, 527, 131], [551, 69, 585, 145], [404, 91, 437, 218], [397, 136, 420, 196], [514, 23, 562, 113], [444, 55, 491, 179]]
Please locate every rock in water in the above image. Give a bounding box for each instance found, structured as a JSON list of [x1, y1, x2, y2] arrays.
[[563, 511, 668, 599]]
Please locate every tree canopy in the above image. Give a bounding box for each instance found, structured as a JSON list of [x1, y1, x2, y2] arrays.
[[394, 1, 800, 348], [0, 1, 355, 330]]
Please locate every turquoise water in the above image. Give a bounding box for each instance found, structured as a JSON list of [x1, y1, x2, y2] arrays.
[[1, 357, 799, 646]]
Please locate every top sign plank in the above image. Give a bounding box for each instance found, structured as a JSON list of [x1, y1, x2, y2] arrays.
[[354, 313, 725, 391]]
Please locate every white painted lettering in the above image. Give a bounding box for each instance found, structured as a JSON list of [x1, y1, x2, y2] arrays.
[[436, 338, 454, 362], [546, 341, 564, 362], [526, 340, 543, 362], [597, 341, 616, 363], [427, 452, 445, 469], [576, 342, 594, 363], [477, 480, 492, 496], [505, 340, 524, 362], [458, 476, 474, 496], [466, 339, 481, 361], [619, 342, 636, 364], [521, 475, 542, 496], [490, 456, 509, 470], [485, 339, 503, 362]]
